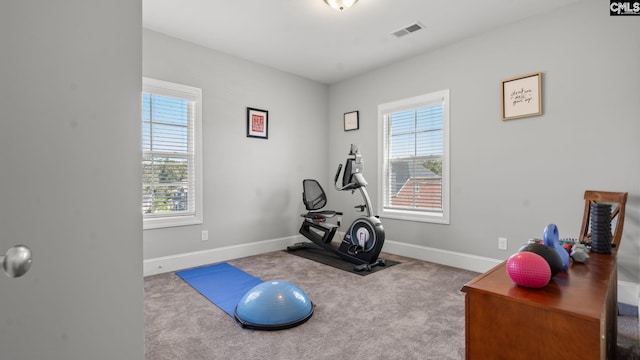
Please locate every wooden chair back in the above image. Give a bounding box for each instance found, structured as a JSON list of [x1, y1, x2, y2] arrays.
[[579, 190, 628, 248]]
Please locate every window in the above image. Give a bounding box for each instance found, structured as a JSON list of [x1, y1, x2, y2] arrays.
[[378, 90, 450, 224], [142, 78, 203, 229]]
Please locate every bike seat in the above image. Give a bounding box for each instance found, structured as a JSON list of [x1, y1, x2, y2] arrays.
[[301, 210, 340, 221]]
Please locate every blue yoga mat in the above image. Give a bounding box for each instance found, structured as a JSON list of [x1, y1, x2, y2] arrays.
[[176, 262, 263, 317]]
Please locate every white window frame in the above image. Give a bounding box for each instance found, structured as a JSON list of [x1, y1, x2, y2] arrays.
[[377, 89, 450, 224], [142, 77, 203, 229]]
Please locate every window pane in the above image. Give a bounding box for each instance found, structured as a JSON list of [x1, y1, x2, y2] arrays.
[[150, 95, 188, 126], [389, 158, 442, 211], [384, 102, 444, 212], [142, 93, 152, 152], [142, 121, 151, 152], [390, 110, 415, 135], [142, 90, 192, 217], [416, 105, 442, 131], [142, 93, 189, 154], [147, 122, 188, 153], [142, 93, 151, 121], [416, 130, 442, 156], [142, 156, 188, 184], [142, 78, 202, 228], [390, 133, 415, 158], [142, 156, 189, 215], [142, 184, 189, 214]]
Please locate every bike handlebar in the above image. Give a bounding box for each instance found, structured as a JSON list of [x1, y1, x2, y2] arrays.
[[334, 164, 342, 184]]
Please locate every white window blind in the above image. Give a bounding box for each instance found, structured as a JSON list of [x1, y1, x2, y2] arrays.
[[378, 90, 450, 224], [142, 78, 202, 229]]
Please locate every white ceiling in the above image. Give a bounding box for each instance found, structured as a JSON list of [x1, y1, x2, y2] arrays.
[[143, 0, 579, 84]]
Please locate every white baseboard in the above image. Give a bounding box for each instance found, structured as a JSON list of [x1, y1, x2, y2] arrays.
[[144, 236, 640, 306], [382, 240, 502, 274], [618, 280, 640, 307], [143, 235, 300, 276], [382, 240, 640, 306]]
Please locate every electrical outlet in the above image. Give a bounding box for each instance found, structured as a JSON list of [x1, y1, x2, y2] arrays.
[[498, 237, 508, 250], [201, 230, 209, 241]]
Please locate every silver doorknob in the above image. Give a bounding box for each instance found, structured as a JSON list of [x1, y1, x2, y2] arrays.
[[1, 245, 32, 278]]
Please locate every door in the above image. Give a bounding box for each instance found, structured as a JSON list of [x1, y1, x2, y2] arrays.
[[0, 1, 144, 359]]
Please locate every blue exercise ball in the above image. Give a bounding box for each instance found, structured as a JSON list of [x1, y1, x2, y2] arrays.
[[234, 280, 313, 330]]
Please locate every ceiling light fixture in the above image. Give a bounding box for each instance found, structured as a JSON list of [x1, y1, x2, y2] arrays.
[[323, 0, 359, 12]]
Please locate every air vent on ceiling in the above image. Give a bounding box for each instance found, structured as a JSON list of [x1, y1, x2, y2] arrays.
[[392, 22, 424, 38]]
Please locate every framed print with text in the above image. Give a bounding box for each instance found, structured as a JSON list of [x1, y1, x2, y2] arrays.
[[501, 72, 542, 121], [247, 107, 268, 139]]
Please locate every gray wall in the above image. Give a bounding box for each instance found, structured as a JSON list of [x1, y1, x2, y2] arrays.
[[328, 0, 640, 283], [0, 1, 143, 359], [143, 30, 329, 259]]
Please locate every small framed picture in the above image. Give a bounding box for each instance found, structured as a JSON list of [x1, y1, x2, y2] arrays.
[[344, 111, 359, 131], [247, 107, 268, 139], [501, 72, 542, 121]]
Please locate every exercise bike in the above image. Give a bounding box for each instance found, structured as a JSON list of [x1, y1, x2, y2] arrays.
[[287, 144, 385, 271]]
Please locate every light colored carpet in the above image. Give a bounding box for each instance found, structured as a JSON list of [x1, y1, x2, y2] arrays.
[[144, 251, 640, 359]]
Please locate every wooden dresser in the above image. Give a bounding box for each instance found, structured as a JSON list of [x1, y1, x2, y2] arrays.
[[461, 252, 617, 359]]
